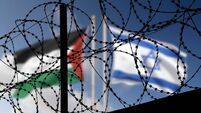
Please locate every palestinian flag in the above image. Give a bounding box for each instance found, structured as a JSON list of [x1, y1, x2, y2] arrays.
[[13, 28, 86, 98]]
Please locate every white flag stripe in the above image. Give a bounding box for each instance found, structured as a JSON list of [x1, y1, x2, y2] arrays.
[[18, 50, 60, 80]]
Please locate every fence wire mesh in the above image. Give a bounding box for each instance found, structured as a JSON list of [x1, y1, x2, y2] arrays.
[[0, 0, 201, 113]]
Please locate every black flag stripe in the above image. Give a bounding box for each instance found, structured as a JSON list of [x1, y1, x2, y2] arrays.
[[15, 28, 86, 64]]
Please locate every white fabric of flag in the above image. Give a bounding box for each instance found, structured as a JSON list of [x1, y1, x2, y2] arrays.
[[109, 26, 187, 93]]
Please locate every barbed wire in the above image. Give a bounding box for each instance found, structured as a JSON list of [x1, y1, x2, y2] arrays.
[[0, 0, 200, 113]]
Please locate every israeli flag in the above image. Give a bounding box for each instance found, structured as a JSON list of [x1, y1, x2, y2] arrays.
[[110, 26, 187, 93]]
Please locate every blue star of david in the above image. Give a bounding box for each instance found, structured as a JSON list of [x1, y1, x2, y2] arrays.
[[141, 50, 160, 73]]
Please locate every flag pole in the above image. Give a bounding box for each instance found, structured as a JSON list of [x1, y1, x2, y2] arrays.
[[102, 15, 108, 111], [91, 15, 96, 109], [60, 3, 67, 112]]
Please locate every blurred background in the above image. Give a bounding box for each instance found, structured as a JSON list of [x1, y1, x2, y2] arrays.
[[0, 0, 201, 112]]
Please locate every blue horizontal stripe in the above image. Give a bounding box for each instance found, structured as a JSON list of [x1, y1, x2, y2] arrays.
[[112, 70, 180, 91], [113, 33, 178, 58]]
